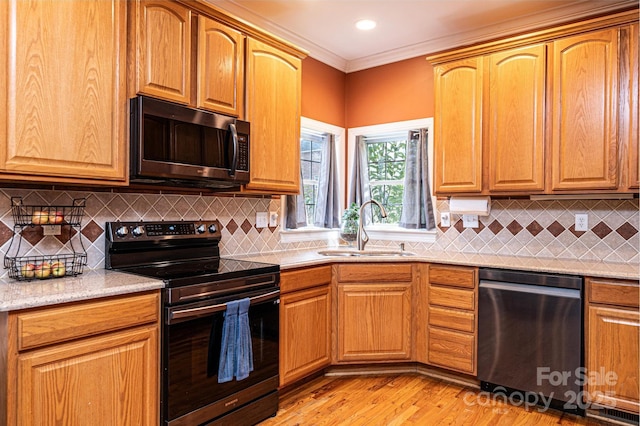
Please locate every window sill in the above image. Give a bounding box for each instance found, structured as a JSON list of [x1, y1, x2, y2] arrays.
[[365, 226, 436, 244], [279, 225, 436, 244], [279, 227, 339, 243]]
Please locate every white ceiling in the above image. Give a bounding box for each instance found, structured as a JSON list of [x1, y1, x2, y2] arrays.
[[210, 0, 638, 72]]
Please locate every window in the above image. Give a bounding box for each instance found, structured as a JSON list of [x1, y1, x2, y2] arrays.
[[348, 118, 436, 243], [364, 133, 407, 224], [281, 117, 345, 242], [300, 130, 327, 225]]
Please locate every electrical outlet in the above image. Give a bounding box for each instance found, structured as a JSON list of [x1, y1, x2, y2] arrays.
[[440, 212, 451, 227], [462, 214, 479, 228], [255, 212, 268, 229], [269, 211, 278, 227], [575, 213, 588, 231]]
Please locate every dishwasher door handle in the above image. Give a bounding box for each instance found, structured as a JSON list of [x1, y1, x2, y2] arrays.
[[480, 280, 581, 299]]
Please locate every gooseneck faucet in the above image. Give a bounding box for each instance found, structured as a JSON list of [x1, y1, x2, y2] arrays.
[[357, 199, 388, 251]]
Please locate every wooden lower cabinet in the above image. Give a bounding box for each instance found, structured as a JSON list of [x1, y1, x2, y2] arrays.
[[279, 266, 331, 387], [585, 277, 640, 414], [335, 264, 413, 363], [5, 291, 160, 426], [426, 264, 478, 375]]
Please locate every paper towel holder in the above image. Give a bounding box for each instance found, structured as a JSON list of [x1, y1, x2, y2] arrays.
[[448, 196, 491, 216]]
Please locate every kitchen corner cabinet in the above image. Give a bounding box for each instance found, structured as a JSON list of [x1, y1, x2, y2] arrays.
[[433, 58, 483, 194], [550, 29, 619, 191], [245, 38, 302, 194], [335, 264, 413, 363], [4, 291, 160, 426], [585, 277, 639, 414], [426, 264, 478, 375], [279, 266, 332, 387], [0, 0, 127, 185], [130, 1, 245, 117]]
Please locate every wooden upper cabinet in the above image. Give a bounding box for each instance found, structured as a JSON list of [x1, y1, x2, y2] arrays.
[[245, 38, 302, 194], [197, 16, 245, 117], [486, 44, 546, 192], [628, 23, 639, 189], [550, 29, 619, 191], [434, 58, 483, 194], [133, 0, 192, 104], [0, 0, 127, 184]]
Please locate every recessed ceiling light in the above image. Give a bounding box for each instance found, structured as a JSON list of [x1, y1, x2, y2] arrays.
[[355, 19, 376, 31]]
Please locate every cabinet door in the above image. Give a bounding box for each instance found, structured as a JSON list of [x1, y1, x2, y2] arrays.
[[487, 44, 546, 192], [586, 306, 639, 413], [133, 0, 192, 104], [16, 325, 159, 426], [628, 23, 639, 190], [280, 286, 331, 386], [434, 58, 483, 194], [197, 16, 245, 117], [0, 0, 127, 183], [245, 38, 301, 194], [550, 29, 619, 191], [337, 283, 412, 362]]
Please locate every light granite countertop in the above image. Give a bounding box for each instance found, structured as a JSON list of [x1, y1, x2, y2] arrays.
[[236, 248, 640, 281], [0, 269, 164, 312], [1, 248, 637, 312]]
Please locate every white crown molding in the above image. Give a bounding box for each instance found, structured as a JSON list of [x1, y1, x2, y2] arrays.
[[210, 0, 637, 73]]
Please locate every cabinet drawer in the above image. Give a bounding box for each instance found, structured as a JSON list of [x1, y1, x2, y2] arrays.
[[428, 327, 475, 374], [281, 265, 332, 294], [428, 306, 475, 333], [429, 265, 476, 289], [429, 286, 475, 311], [14, 291, 159, 351], [588, 277, 639, 308], [336, 263, 413, 283]]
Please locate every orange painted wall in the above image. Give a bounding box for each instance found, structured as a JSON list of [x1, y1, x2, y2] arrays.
[[345, 56, 434, 128], [301, 57, 346, 128]]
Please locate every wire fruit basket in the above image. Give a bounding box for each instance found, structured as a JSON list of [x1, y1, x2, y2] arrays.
[[4, 197, 87, 281]]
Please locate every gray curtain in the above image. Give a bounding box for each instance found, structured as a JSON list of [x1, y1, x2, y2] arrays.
[[348, 135, 372, 223], [314, 134, 341, 228], [399, 128, 435, 230], [285, 168, 307, 229]]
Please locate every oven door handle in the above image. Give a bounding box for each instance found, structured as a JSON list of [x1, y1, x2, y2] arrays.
[[167, 289, 280, 323]]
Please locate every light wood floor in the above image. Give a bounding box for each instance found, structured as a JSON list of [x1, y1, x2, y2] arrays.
[[259, 374, 613, 426]]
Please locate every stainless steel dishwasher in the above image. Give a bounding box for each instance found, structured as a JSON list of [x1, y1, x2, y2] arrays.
[[478, 268, 583, 413]]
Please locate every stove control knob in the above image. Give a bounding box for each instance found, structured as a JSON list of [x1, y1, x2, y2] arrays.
[[115, 226, 129, 238], [208, 223, 218, 233], [196, 224, 206, 234], [132, 225, 145, 237]]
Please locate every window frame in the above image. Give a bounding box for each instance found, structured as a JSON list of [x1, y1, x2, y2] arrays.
[[280, 117, 346, 243], [347, 118, 436, 243]]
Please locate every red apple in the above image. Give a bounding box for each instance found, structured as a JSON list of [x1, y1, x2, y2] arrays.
[[34, 262, 51, 279], [48, 211, 65, 224], [20, 263, 36, 279], [31, 211, 49, 225], [50, 261, 66, 278]]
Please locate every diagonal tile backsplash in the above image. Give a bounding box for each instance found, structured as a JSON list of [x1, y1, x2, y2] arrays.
[[0, 188, 637, 280]]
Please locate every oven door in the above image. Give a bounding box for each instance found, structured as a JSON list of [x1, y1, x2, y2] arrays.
[[162, 287, 279, 426]]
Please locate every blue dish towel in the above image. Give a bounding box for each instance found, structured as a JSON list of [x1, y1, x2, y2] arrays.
[[236, 298, 254, 380], [218, 300, 239, 383], [218, 298, 254, 383]]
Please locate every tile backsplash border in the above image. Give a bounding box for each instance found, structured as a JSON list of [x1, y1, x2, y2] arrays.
[[0, 189, 637, 279]]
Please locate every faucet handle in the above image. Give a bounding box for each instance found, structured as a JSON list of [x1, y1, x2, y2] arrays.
[[399, 242, 405, 252]]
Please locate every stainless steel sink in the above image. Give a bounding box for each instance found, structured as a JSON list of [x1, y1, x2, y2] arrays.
[[317, 248, 416, 257]]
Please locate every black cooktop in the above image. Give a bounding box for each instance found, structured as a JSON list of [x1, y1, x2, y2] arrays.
[[119, 257, 279, 286], [104, 220, 280, 289]]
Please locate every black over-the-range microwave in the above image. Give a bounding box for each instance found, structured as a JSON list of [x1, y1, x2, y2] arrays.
[[130, 95, 250, 189]]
